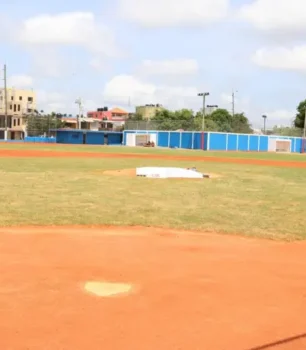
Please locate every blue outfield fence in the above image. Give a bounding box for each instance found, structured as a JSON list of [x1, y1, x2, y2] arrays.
[[123, 130, 305, 153], [24, 137, 56, 143], [55, 130, 123, 145], [0, 137, 56, 143]]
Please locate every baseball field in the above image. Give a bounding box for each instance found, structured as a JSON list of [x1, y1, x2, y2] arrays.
[[1, 143, 306, 349]]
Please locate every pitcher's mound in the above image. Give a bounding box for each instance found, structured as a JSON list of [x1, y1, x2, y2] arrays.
[[102, 168, 220, 179], [103, 169, 136, 176], [84, 281, 133, 297]]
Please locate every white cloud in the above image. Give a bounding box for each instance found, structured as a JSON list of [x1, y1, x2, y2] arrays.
[[118, 0, 229, 27], [9, 75, 34, 88], [89, 57, 108, 72], [221, 93, 233, 104], [252, 46, 306, 71], [30, 48, 73, 78], [17, 12, 118, 57], [103, 74, 199, 109], [36, 90, 68, 113], [238, 0, 306, 35], [137, 59, 199, 76]]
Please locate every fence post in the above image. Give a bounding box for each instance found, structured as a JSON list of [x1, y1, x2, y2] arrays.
[[179, 132, 182, 148], [226, 133, 228, 151], [258, 135, 260, 151], [247, 134, 250, 151], [293, 137, 296, 153], [207, 132, 210, 151], [236, 134, 239, 151], [192, 132, 194, 149]]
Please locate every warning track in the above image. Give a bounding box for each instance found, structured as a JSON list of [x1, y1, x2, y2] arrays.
[[0, 149, 306, 168]]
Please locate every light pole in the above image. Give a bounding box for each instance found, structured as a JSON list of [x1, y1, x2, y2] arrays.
[[232, 89, 238, 117], [262, 115, 267, 134], [75, 97, 82, 129], [198, 92, 209, 150], [198, 92, 209, 130]]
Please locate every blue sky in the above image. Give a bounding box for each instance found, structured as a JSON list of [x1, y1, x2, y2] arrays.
[[0, 0, 305, 128]]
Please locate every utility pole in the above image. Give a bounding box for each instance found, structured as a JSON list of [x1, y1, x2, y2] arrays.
[[3, 64, 8, 140], [198, 92, 209, 130], [75, 97, 82, 129], [198, 92, 210, 150], [262, 115, 267, 134], [231, 89, 237, 118]]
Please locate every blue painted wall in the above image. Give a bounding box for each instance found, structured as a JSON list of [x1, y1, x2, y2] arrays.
[[108, 133, 123, 145], [181, 132, 193, 149], [86, 132, 104, 145], [238, 135, 248, 151], [169, 132, 180, 148], [123, 130, 304, 153], [209, 133, 227, 151], [157, 132, 169, 147], [57, 130, 83, 144], [25, 137, 56, 143], [56, 130, 122, 145], [227, 134, 237, 151]]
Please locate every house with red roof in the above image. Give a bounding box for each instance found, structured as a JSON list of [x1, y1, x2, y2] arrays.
[[87, 107, 129, 130]]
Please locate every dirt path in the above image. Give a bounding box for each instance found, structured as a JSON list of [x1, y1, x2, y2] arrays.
[[0, 148, 306, 168], [0, 226, 306, 350]]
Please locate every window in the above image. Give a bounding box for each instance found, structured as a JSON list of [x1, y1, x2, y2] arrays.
[[9, 104, 12, 110], [11, 96, 14, 101], [13, 104, 16, 112], [27, 108, 32, 113], [17, 105, 20, 112], [13, 119, 16, 126], [17, 118, 20, 126], [19, 96, 22, 101], [27, 97, 33, 102]]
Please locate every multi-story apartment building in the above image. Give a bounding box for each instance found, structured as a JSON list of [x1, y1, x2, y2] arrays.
[[0, 88, 36, 140], [135, 104, 164, 120]]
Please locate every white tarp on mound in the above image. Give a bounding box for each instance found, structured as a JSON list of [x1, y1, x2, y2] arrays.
[[136, 167, 205, 178]]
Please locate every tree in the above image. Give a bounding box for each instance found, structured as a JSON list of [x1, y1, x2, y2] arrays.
[[137, 106, 253, 133], [127, 113, 144, 121], [294, 99, 306, 129], [152, 109, 196, 130], [271, 125, 302, 137], [231, 113, 253, 133], [26, 113, 64, 136]]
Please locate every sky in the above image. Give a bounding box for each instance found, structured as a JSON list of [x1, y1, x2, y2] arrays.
[[0, 0, 305, 129]]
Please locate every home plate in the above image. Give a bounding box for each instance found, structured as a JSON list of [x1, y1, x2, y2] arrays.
[[84, 281, 133, 297]]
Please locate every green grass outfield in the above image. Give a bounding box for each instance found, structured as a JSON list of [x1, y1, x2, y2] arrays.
[[0, 143, 305, 240]]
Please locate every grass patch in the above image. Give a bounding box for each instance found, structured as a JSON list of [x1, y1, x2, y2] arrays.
[[0, 151, 305, 240]]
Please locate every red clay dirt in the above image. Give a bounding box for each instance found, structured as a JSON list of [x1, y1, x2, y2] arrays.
[[0, 148, 306, 168], [0, 226, 306, 350]]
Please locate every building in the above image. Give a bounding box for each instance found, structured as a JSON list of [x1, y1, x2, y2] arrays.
[[61, 116, 101, 130], [87, 107, 129, 130], [0, 88, 36, 115], [135, 104, 164, 120], [0, 88, 36, 140], [206, 105, 218, 115]]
